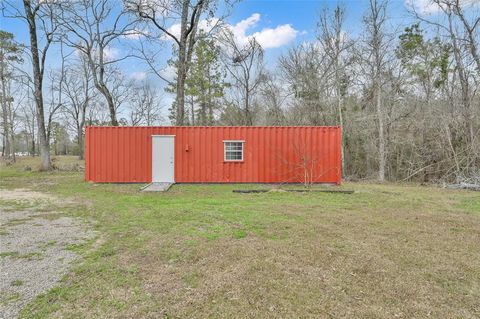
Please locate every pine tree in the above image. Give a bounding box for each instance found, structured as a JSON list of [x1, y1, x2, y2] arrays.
[[185, 39, 227, 125]]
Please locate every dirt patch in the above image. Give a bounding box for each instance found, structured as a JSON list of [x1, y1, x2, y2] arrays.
[[0, 190, 94, 319], [0, 189, 57, 202]]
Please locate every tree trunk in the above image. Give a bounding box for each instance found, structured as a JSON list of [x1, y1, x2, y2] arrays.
[[176, 43, 187, 126], [23, 0, 51, 170], [105, 90, 118, 126], [77, 126, 84, 160], [190, 97, 195, 125], [25, 134, 29, 156], [8, 104, 15, 162], [207, 82, 213, 125], [87, 45, 118, 126], [245, 86, 252, 125], [0, 66, 14, 160], [1, 72, 11, 159], [96, 84, 118, 126], [78, 104, 86, 160], [447, 12, 474, 146], [175, 1, 191, 126], [208, 97, 213, 125], [31, 120, 35, 156], [454, 4, 480, 74], [369, 0, 386, 182], [334, 56, 345, 176], [376, 80, 385, 181], [337, 93, 345, 176]]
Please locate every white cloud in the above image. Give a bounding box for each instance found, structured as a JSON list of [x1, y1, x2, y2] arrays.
[[231, 13, 261, 39], [405, 0, 480, 15], [130, 71, 147, 81], [229, 13, 300, 49], [250, 24, 299, 49], [161, 13, 300, 49]]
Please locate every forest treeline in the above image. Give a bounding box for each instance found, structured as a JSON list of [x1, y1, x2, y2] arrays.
[[1, 0, 479, 183]]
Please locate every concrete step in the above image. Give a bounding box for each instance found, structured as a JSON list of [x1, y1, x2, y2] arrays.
[[141, 182, 173, 192]]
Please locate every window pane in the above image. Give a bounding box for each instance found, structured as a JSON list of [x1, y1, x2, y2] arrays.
[[226, 152, 242, 160], [225, 142, 242, 151], [224, 141, 243, 161]]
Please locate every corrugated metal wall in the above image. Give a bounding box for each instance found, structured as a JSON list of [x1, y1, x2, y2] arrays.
[[85, 126, 341, 184]]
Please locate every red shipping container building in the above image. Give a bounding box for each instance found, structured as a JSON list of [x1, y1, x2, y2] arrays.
[[85, 126, 342, 184]]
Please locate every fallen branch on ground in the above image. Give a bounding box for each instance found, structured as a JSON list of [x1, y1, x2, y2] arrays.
[[447, 183, 480, 191]]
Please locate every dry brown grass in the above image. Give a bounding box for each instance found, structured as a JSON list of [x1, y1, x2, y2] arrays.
[[115, 186, 480, 318], [1, 157, 479, 318], [0, 155, 83, 172]]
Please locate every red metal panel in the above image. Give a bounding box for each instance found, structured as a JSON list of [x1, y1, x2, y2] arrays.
[[84, 126, 342, 184]]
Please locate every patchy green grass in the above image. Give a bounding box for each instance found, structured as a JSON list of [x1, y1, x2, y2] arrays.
[[0, 251, 43, 260], [0, 293, 22, 305], [17, 252, 44, 260], [11, 280, 24, 287], [1, 156, 479, 318], [460, 196, 480, 215], [2, 217, 33, 227], [0, 251, 20, 258]]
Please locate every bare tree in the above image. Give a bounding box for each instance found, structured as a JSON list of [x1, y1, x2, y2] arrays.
[[277, 141, 334, 187], [1, 0, 477, 184], [60, 0, 137, 126], [126, 0, 225, 125], [129, 81, 163, 126], [2, 0, 62, 170], [317, 5, 354, 175], [258, 72, 287, 126], [126, 0, 204, 126], [358, 0, 391, 181], [18, 88, 37, 156], [45, 43, 69, 148], [409, 0, 479, 174], [62, 56, 94, 159], [279, 42, 331, 125], [437, 1, 479, 173], [221, 30, 265, 125], [108, 69, 132, 125], [446, 0, 480, 73], [292, 142, 319, 188]]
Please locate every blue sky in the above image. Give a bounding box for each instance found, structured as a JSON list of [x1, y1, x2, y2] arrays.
[[3, 0, 478, 75], [231, 0, 408, 36], [2, 0, 477, 119], [3, 1, 408, 42], [3, 0, 412, 75]]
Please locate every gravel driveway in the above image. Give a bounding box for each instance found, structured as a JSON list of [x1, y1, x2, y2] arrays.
[[0, 189, 94, 319]]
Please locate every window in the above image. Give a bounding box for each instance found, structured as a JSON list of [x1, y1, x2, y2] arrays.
[[224, 141, 244, 161]]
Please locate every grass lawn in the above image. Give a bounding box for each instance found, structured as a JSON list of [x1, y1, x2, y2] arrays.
[[1, 156, 479, 318]]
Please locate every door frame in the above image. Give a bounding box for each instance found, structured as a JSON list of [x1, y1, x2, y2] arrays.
[[151, 135, 175, 183]]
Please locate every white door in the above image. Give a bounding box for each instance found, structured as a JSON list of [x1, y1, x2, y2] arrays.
[[152, 135, 175, 183]]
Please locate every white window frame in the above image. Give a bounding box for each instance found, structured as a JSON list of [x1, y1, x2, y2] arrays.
[[223, 140, 244, 162]]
